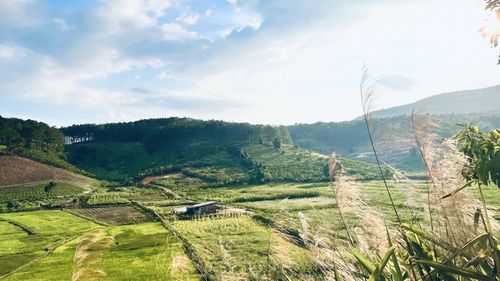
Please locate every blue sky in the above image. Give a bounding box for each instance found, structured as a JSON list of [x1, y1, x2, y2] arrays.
[[0, 0, 499, 127]]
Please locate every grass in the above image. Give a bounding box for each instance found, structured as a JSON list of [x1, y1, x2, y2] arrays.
[[172, 216, 320, 280], [3, 222, 201, 281], [238, 196, 335, 211], [175, 182, 330, 204], [0, 210, 199, 280], [0, 210, 100, 278]]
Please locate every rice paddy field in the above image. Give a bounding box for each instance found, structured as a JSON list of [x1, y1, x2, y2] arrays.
[[0, 211, 200, 280], [0, 180, 498, 280]]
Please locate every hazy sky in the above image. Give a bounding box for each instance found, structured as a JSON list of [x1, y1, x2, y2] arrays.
[[0, 0, 499, 127]]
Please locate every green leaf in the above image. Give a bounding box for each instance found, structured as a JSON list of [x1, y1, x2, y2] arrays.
[[353, 250, 376, 274], [368, 246, 395, 281], [402, 224, 454, 251], [415, 259, 495, 281], [386, 227, 403, 281]]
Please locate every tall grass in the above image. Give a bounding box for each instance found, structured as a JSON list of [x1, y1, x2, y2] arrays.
[[326, 67, 500, 280]]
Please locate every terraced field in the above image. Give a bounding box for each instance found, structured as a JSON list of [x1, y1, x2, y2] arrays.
[[0, 182, 84, 203], [242, 144, 328, 182], [65, 205, 152, 225], [86, 187, 169, 205]]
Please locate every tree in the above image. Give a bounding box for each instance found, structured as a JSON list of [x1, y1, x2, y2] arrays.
[[455, 125, 500, 188], [481, 1, 500, 63], [272, 137, 282, 150], [44, 181, 57, 198]]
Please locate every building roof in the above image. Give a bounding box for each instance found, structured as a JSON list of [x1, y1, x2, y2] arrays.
[[187, 201, 216, 209]]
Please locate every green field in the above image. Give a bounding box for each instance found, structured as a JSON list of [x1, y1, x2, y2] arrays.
[[0, 179, 497, 280], [171, 182, 331, 204], [0, 210, 99, 276], [172, 216, 320, 280], [85, 187, 170, 205], [0, 211, 200, 280]]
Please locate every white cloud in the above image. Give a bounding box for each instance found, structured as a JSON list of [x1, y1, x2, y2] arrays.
[[0, 0, 43, 28], [162, 23, 199, 40], [97, 0, 171, 32], [178, 14, 199, 25], [1, 0, 499, 126], [0, 44, 27, 60]]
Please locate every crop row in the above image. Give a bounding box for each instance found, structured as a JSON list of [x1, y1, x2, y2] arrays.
[[0, 182, 84, 203]]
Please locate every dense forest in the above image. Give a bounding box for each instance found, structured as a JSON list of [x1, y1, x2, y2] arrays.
[[0, 116, 64, 153]]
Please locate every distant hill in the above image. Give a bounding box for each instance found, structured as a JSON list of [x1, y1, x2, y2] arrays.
[[289, 112, 500, 171], [371, 84, 500, 118]]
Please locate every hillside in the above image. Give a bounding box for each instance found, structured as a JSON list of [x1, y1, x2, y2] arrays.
[[62, 118, 292, 181], [0, 155, 96, 187], [62, 118, 390, 183], [289, 112, 500, 171], [0, 116, 80, 173], [371, 84, 500, 118]]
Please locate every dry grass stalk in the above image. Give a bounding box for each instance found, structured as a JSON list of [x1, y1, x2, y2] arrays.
[[332, 154, 388, 255], [412, 112, 498, 247], [72, 231, 114, 281]]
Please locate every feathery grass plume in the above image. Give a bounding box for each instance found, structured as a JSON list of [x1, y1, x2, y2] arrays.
[[382, 160, 424, 217], [72, 231, 114, 281], [297, 210, 357, 280], [330, 153, 388, 255], [412, 112, 498, 248], [359, 65, 402, 225]]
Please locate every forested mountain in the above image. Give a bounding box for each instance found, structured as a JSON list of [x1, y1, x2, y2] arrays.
[[288, 112, 500, 171], [371, 84, 500, 118], [0, 116, 64, 153], [61, 118, 300, 181], [0, 116, 79, 172]]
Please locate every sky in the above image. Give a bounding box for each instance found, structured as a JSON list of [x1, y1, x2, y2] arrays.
[[0, 0, 499, 127]]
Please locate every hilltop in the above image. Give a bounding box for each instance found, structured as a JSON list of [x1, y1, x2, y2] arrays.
[[371, 84, 500, 118]]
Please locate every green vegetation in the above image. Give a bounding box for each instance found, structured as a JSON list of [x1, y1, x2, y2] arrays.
[[172, 216, 320, 280], [0, 182, 85, 212], [0, 116, 81, 173], [2, 220, 200, 281], [0, 210, 99, 277], [63, 118, 292, 181], [288, 112, 500, 171], [242, 144, 328, 182], [85, 186, 170, 205], [170, 182, 330, 204]]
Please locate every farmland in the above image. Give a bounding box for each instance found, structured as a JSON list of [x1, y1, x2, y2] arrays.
[[0, 182, 84, 203], [65, 205, 153, 225], [0, 211, 200, 280], [172, 216, 320, 280]]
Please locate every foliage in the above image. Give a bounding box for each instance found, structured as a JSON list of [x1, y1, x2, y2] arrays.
[[0, 116, 64, 154], [0, 182, 84, 212], [455, 125, 500, 187], [289, 113, 500, 171]]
